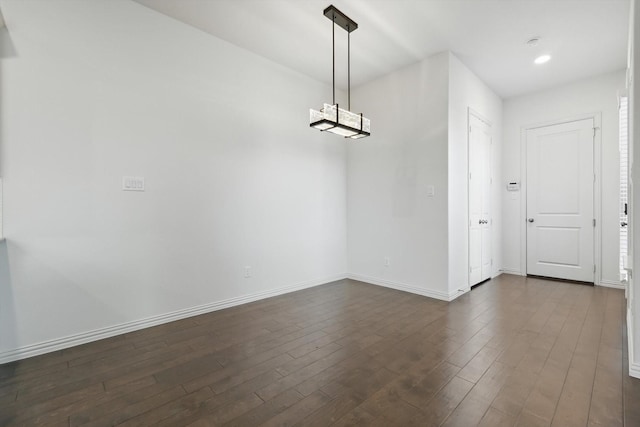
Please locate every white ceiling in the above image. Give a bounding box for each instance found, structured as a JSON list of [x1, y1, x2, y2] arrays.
[[134, 0, 630, 99]]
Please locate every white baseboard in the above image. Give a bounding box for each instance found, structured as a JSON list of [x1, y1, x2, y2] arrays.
[[0, 273, 348, 365], [500, 268, 524, 276], [629, 307, 640, 379], [448, 287, 470, 301], [598, 280, 625, 290], [631, 361, 640, 379], [347, 273, 462, 302]]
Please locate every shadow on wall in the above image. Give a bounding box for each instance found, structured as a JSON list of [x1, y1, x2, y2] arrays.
[[0, 240, 17, 354], [0, 13, 18, 356], [0, 242, 21, 416], [0, 20, 17, 59]]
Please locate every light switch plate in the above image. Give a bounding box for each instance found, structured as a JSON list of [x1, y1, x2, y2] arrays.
[[122, 176, 145, 192], [426, 185, 435, 197]]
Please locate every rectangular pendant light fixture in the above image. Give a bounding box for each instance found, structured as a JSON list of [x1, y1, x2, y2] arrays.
[[309, 5, 370, 140]]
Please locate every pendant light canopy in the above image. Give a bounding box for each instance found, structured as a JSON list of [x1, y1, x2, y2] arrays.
[[310, 5, 370, 140]]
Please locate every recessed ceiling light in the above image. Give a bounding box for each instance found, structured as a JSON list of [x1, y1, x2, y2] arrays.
[[534, 54, 551, 65]]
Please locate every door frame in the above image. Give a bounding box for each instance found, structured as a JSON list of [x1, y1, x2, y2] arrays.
[[519, 112, 602, 285], [468, 107, 492, 287]]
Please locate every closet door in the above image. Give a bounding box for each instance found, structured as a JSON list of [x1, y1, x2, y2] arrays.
[[469, 114, 492, 286]]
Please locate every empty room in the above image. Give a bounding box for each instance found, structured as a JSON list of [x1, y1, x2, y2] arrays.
[[1, 0, 640, 426]]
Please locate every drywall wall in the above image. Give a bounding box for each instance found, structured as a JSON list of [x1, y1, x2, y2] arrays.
[[0, 0, 347, 361], [502, 70, 626, 285], [346, 52, 502, 301], [448, 54, 503, 295], [347, 52, 451, 300]]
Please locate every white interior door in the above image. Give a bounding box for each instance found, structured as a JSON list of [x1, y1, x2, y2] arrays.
[[526, 118, 594, 282], [469, 114, 491, 286]]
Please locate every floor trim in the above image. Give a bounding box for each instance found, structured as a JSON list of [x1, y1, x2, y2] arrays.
[[629, 307, 640, 379], [0, 273, 347, 365], [347, 273, 459, 302], [631, 362, 640, 379], [500, 268, 524, 276], [598, 280, 625, 290]]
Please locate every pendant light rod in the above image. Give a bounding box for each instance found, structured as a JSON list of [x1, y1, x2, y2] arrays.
[[324, 5, 357, 109], [332, 15, 335, 105]]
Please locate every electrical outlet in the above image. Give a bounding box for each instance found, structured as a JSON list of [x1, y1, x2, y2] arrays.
[[244, 266, 252, 278], [384, 257, 390, 267]]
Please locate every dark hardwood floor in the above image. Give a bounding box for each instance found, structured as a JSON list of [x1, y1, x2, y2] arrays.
[[1, 274, 639, 426]]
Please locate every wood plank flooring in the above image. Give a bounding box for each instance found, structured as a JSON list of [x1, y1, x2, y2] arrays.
[[1, 274, 639, 426]]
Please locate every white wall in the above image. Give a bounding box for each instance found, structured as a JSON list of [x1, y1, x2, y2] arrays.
[[347, 52, 451, 300], [0, 0, 348, 362], [347, 52, 501, 301], [448, 54, 503, 295], [502, 70, 626, 285]]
